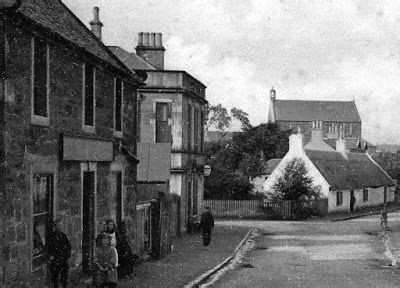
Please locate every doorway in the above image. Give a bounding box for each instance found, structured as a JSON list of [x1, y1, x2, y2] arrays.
[[350, 190, 355, 212], [82, 171, 95, 272]]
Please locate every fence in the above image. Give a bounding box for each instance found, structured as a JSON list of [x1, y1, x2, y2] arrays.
[[203, 198, 328, 219], [202, 199, 265, 218]]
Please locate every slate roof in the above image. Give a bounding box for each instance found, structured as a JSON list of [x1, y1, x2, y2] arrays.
[[274, 100, 361, 122], [15, 0, 132, 75], [108, 46, 157, 71], [305, 150, 394, 190]]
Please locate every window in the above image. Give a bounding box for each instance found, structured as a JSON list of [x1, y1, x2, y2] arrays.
[[83, 64, 95, 128], [200, 111, 204, 152], [194, 108, 199, 152], [187, 105, 192, 150], [336, 191, 343, 206], [32, 37, 49, 124], [32, 174, 53, 271], [363, 188, 368, 202], [114, 78, 123, 135], [155, 102, 170, 143]]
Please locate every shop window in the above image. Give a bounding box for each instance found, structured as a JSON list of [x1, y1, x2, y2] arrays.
[[32, 174, 53, 271]]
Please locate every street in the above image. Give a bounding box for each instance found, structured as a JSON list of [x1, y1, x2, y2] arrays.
[[208, 213, 400, 288]]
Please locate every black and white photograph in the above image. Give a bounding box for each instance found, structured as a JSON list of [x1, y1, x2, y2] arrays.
[[1, 0, 400, 287]]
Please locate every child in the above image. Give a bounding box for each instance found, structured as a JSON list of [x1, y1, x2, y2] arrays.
[[381, 204, 388, 229], [48, 219, 71, 288], [93, 233, 118, 288]]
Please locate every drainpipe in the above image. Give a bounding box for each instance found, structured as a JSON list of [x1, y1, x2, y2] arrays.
[[0, 16, 6, 285]]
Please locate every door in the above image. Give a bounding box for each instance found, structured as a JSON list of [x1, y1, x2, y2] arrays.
[[111, 171, 123, 226], [82, 171, 95, 272], [350, 190, 355, 212]]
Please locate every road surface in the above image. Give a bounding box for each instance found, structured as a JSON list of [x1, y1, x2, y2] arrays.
[[210, 213, 400, 288]]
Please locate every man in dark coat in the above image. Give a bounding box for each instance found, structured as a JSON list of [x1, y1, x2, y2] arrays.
[[48, 219, 71, 288], [200, 207, 214, 246]]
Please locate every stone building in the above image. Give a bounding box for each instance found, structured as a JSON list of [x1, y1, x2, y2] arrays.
[[267, 88, 376, 152], [0, 1, 143, 285], [109, 33, 207, 231]]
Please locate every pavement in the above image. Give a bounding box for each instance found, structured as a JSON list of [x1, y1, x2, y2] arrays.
[[207, 214, 400, 287], [119, 224, 250, 287]]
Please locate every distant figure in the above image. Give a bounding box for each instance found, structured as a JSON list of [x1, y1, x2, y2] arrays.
[[48, 219, 71, 288], [200, 207, 214, 246], [93, 233, 118, 288], [116, 221, 136, 278], [381, 204, 388, 229], [350, 195, 356, 212]]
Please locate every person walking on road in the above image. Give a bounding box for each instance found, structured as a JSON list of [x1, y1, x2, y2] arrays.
[[48, 219, 71, 288], [200, 207, 214, 246]]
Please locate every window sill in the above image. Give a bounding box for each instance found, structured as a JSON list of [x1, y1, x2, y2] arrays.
[[31, 115, 49, 126], [82, 125, 95, 134]]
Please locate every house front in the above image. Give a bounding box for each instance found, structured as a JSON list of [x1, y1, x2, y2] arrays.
[[263, 123, 395, 213], [109, 32, 208, 232], [0, 1, 142, 285]]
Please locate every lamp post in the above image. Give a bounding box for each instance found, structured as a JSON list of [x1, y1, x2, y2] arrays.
[[204, 164, 211, 177]]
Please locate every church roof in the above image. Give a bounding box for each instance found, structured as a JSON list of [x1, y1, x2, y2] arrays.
[[274, 100, 361, 122], [305, 150, 394, 190]]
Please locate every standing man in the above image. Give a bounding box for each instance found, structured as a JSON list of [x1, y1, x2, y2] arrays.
[[48, 219, 71, 288], [200, 207, 214, 246]]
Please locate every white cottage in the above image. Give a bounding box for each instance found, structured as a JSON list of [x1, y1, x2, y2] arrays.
[[263, 125, 395, 213]]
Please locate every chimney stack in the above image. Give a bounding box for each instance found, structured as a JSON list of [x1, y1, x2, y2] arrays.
[[304, 120, 335, 151], [90, 7, 103, 41], [336, 127, 347, 153], [136, 32, 166, 70], [288, 130, 304, 154]]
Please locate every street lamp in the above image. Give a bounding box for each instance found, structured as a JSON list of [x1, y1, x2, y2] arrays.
[[204, 164, 211, 177]]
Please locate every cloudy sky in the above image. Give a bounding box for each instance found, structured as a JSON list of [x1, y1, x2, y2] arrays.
[[64, 0, 400, 144]]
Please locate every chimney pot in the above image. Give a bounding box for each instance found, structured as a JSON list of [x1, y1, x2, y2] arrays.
[[90, 6, 103, 41], [143, 33, 149, 46], [149, 33, 155, 46], [138, 32, 144, 46]]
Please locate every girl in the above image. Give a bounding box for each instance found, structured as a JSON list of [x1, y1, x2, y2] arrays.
[[93, 233, 118, 288]]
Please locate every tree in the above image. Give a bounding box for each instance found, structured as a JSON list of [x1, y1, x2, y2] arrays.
[[204, 104, 251, 146], [268, 158, 321, 203]]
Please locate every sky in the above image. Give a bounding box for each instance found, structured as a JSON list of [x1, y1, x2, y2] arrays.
[[63, 0, 400, 144]]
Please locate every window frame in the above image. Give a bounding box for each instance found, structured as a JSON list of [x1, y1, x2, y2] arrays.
[[187, 105, 193, 151], [363, 188, 369, 202], [155, 102, 170, 143], [113, 78, 123, 138], [82, 64, 96, 133], [31, 37, 50, 126]]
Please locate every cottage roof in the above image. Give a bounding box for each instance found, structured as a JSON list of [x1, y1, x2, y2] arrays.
[[16, 0, 133, 77], [108, 46, 157, 71], [324, 138, 376, 150], [264, 159, 282, 175], [305, 150, 394, 190], [274, 100, 361, 122]]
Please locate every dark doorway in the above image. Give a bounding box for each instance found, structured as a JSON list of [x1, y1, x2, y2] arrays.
[[115, 171, 122, 226], [350, 190, 355, 212], [82, 171, 95, 272]]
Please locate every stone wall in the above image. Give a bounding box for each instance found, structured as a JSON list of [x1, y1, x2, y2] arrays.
[[1, 22, 138, 285]]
